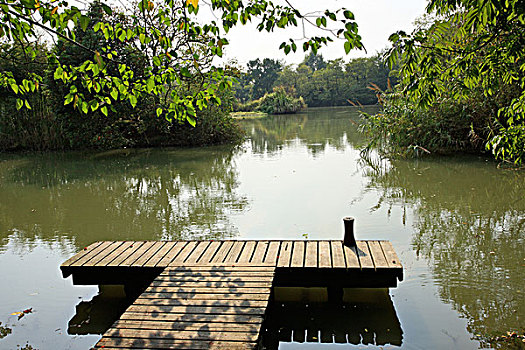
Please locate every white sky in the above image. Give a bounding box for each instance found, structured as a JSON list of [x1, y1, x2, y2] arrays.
[[202, 0, 429, 65]]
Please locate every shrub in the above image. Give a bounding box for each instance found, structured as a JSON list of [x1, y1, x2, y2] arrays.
[[236, 86, 306, 114]]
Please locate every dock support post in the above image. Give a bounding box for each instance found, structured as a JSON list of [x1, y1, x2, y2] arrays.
[[343, 217, 356, 247]]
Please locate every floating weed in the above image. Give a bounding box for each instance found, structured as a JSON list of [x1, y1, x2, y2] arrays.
[[0, 322, 12, 339]]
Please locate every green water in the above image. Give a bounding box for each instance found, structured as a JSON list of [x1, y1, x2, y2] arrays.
[[0, 106, 523, 349]]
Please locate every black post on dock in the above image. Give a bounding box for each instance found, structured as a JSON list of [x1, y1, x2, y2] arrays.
[[343, 217, 356, 247]]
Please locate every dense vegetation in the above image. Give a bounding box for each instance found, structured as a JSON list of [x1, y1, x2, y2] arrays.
[[362, 0, 525, 166], [234, 53, 391, 108], [236, 86, 306, 115], [0, 2, 242, 151]]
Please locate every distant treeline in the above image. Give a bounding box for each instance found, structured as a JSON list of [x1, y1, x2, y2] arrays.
[[233, 53, 392, 108]]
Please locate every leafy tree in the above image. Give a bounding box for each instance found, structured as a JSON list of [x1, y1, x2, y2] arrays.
[[304, 52, 327, 71], [383, 0, 525, 165], [0, 0, 364, 127], [245, 58, 283, 100]]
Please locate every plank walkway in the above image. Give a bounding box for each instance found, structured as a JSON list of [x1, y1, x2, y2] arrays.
[[61, 240, 403, 350], [94, 265, 275, 349]]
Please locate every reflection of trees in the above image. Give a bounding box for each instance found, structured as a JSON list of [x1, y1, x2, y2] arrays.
[[239, 106, 378, 156], [0, 147, 248, 250], [360, 155, 525, 344]]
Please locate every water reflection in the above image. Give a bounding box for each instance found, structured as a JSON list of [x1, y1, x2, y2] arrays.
[[240, 107, 375, 156], [68, 285, 131, 335], [0, 146, 248, 250], [262, 288, 402, 348], [360, 155, 525, 344]]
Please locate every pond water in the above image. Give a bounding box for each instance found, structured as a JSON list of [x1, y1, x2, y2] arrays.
[[0, 106, 523, 349]]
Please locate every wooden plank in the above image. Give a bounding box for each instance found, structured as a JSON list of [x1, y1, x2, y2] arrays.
[[250, 241, 269, 263], [343, 244, 360, 269], [134, 241, 166, 267], [368, 240, 389, 269], [264, 241, 280, 265], [184, 241, 211, 263], [126, 304, 267, 316], [330, 241, 345, 268], [111, 320, 260, 332], [95, 241, 136, 266], [140, 292, 271, 301], [379, 241, 403, 269], [318, 241, 331, 268], [155, 241, 187, 266], [223, 241, 245, 263], [70, 241, 115, 267], [98, 339, 256, 348], [96, 338, 256, 349], [164, 265, 275, 272], [291, 241, 305, 267], [143, 242, 177, 267], [120, 311, 263, 323], [237, 241, 256, 263], [61, 242, 101, 267], [304, 241, 317, 268], [154, 276, 273, 284], [158, 272, 275, 278], [277, 241, 292, 267], [101, 328, 259, 342], [118, 241, 157, 267], [133, 298, 268, 308], [149, 280, 272, 288], [107, 241, 145, 267], [356, 241, 374, 269], [210, 241, 234, 263], [197, 241, 222, 263], [169, 241, 198, 264], [144, 286, 271, 295]]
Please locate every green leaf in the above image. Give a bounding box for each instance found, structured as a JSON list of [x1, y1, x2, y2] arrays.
[[110, 88, 118, 101], [101, 106, 108, 116], [156, 107, 163, 117], [344, 41, 351, 54], [16, 98, 23, 110], [187, 115, 196, 127], [129, 95, 137, 108], [64, 94, 74, 105], [10, 84, 19, 94], [180, 67, 191, 78], [90, 100, 99, 111], [118, 29, 126, 42], [79, 15, 90, 31], [101, 3, 112, 15], [24, 100, 31, 109], [146, 77, 155, 92], [303, 42, 309, 51], [92, 63, 100, 76], [343, 10, 354, 20]]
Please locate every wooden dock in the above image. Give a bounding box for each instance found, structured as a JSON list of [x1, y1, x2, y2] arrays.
[[61, 239, 403, 349]]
